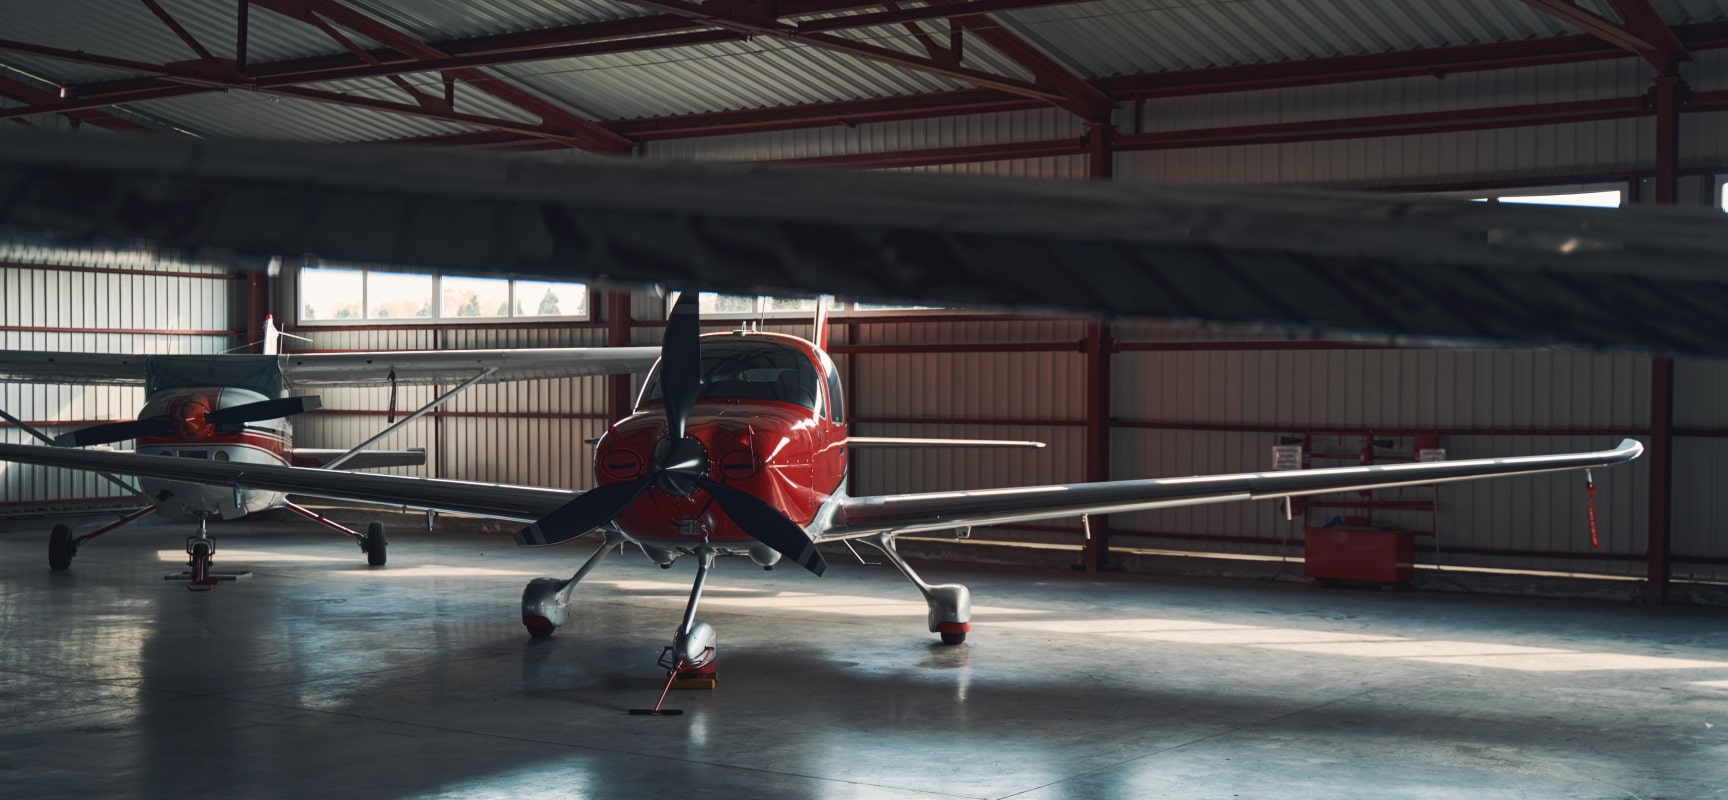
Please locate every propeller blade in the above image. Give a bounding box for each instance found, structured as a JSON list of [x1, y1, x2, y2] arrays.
[[696, 478, 827, 576], [661, 291, 701, 444], [515, 479, 652, 547], [204, 396, 323, 425], [53, 418, 175, 447]]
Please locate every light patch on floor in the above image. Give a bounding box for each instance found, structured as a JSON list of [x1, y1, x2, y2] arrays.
[[1690, 680, 1728, 690], [1118, 628, 1402, 645], [594, 579, 789, 594], [1265, 640, 1574, 658], [325, 565, 539, 578], [700, 594, 1050, 617], [999, 618, 1257, 634], [992, 619, 1728, 673], [156, 549, 351, 563], [1407, 653, 1728, 672]]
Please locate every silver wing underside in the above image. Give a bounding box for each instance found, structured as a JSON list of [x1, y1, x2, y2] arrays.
[[820, 438, 1643, 540], [0, 439, 1640, 541], [0, 348, 660, 388], [4, 132, 1728, 353]]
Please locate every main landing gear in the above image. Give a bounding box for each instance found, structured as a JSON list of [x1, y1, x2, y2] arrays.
[[864, 533, 972, 645], [47, 506, 158, 572], [281, 501, 387, 567], [521, 531, 628, 638]]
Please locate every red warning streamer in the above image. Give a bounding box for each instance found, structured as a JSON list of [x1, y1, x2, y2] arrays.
[[1586, 478, 1600, 549]]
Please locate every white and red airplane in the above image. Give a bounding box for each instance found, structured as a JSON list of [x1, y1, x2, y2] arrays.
[[0, 316, 657, 587], [0, 294, 1642, 675]]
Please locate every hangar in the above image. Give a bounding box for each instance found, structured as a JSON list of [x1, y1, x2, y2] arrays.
[[2, 0, 1728, 796]]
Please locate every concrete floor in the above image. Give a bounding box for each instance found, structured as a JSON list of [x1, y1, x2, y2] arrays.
[[3, 511, 1727, 800]]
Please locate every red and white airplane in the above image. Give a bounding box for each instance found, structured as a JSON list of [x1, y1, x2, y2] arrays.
[[0, 295, 1642, 674], [0, 316, 656, 587]]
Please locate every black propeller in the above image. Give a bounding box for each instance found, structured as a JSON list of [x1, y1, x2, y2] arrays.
[[205, 396, 321, 425], [514, 291, 828, 576], [54, 418, 175, 447], [53, 396, 323, 447]]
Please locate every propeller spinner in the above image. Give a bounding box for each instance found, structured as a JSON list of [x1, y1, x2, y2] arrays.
[[515, 292, 828, 576]]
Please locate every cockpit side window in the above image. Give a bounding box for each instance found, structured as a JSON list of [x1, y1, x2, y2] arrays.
[[817, 350, 843, 424], [641, 340, 821, 410]]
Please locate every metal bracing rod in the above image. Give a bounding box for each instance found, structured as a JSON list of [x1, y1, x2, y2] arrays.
[[554, 530, 625, 605], [867, 533, 932, 592], [280, 500, 364, 538], [75, 505, 157, 545], [0, 407, 149, 501], [678, 547, 717, 638], [321, 368, 495, 470]]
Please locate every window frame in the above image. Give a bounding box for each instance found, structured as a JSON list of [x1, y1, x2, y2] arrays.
[[296, 263, 592, 326], [668, 291, 951, 321], [1421, 181, 1629, 208]]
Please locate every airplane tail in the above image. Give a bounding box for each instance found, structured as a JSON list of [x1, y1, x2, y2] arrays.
[[263, 314, 312, 355], [813, 295, 832, 351], [263, 314, 281, 355]]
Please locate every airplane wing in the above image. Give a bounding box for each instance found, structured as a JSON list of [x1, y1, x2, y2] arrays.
[[0, 442, 568, 521], [0, 348, 661, 388], [0, 439, 1640, 542], [0, 350, 150, 385], [6, 131, 1728, 354], [821, 439, 1643, 539], [289, 448, 427, 470], [278, 348, 661, 387]]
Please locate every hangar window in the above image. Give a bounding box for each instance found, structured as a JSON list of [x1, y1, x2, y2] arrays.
[[298, 265, 588, 324], [1441, 184, 1624, 208]]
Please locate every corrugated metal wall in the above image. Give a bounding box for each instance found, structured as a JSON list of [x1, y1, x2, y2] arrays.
[[0, 239, 242, 511]]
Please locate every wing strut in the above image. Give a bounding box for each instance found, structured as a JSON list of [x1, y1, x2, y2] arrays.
[[321, 368, 496, 470], [0, 407, 148, 503]]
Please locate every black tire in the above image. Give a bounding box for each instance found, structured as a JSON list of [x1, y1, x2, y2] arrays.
[[524, 619, 556, 639], [48, 524, 74, 571], [940, 631, 966, 645], [365, 522, 387, 566]]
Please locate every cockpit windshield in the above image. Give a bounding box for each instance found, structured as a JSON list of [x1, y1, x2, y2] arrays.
[[640, 338, 821, 410]]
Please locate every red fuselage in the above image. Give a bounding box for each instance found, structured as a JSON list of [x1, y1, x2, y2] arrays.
[[596, 332, 847, 546]]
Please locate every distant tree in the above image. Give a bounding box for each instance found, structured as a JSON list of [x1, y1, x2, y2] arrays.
[[335, 307, 357, 320], [375, 306, 390, 318], [457, 294, 480, 317], [416, 301, 430, 318], [495, 301, 510, 317], [303, 303, 316, 320], [537, 289, 560, 316]]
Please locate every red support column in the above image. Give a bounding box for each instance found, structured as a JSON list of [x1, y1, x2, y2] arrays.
[[1087, 122, 1114, 179], [1647, 357, 1673, 604], [1654, 75, 1683, 205], [1081, 321, 1113, 571], [606, 289, 634, 424]]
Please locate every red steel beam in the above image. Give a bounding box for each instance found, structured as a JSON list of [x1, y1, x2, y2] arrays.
[[618, 0, 1072, 105], [1081, 320, 1112, 572], [931, 0, 1115, 120], [0, 75, 151, 132], [1654, 75, 1682, 203], [253, 0, 633, 153], [259, 85, 610, 148], [140, 0, 220, 64], [1517, 0, 1676, 71], [1606, 0, 1690, 70], [764, 94, 1658, 169]]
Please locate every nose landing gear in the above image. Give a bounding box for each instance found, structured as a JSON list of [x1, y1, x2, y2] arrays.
[[165, 515, 251, 591]]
